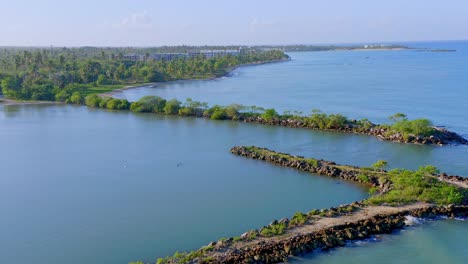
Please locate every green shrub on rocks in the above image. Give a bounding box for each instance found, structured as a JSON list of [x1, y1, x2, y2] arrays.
[[261, 108, 279, 121], [211, 109, 227, 120], [130, 96, 166, 113], [388, 113, 436, 138], [178, 98, 208, 116], [247, 230, 258, 240], [305, 110, 350, 129], [103, 98, 130, 110], [304, 158, 319, 167], [308, 209, 320, 216], [69, 91, 84, 104], [85, 94, 102, 107], [372, 160, 389, 171], [205, 105, 228, 120], [163, 99, 181, 115], [290, 212, 308, 226], [99, 97, 112, 108], [225, 104, 243, 119], [368, 187, 379, 195], [357, 173, 370, 183], [260, 223, 286, 237]]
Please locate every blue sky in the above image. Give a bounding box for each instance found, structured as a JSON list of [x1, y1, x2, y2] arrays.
[[1, 0, 467, 46]]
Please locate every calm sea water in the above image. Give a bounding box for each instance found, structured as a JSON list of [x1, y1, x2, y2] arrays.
[[115, 41, 468, 136], [291, 219, 468, 264], [1, 41, 467, 264], [0, 105, 367, 264]]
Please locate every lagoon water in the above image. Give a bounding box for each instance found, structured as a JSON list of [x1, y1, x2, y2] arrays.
[[1, 41, 468, 264]]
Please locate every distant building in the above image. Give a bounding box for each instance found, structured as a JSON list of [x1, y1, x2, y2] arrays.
[[124, 50, 241, 62], [123, 53, 145, 61], [149, 53, 187, 61], [199, 50, 240, 58]]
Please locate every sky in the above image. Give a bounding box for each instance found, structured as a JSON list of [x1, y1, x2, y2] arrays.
[[1, 0, 467, 46]]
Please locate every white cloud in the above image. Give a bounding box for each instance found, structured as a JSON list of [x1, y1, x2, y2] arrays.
[[97, 11, 154, 34], [121, 11, 152, 26]]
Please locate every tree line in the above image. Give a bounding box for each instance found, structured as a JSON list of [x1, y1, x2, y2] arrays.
[[80, 95, 436, 138], [0, 47, 288, 101]]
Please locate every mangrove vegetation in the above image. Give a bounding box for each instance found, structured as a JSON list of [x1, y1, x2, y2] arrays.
[[78, 95, 468, 145]]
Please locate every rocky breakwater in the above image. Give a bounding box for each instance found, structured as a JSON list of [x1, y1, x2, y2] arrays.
[[230, 146, 392, 192], [206, 205, 468, 264], [438, 173, 468, 189], [236, 116, 468, 145], [151, 147, 468, 264], [368, 126, 468, 145]]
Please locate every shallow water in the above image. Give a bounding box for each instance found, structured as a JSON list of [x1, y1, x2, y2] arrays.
[[1, 41, 468, 264]]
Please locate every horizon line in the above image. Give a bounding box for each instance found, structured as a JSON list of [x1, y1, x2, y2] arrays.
[[0, 39, 467, 49]]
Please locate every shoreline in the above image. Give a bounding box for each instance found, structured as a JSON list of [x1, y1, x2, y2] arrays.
[[99, 82, 159, 97], [0, 98, 59, 106], [99, 58, 291, 97]]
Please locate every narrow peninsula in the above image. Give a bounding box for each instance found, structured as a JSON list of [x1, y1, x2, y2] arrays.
[[82, 95, 467, 146]]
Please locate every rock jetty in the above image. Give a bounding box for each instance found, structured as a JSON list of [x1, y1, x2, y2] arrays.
[[150, 147, 468, 264]]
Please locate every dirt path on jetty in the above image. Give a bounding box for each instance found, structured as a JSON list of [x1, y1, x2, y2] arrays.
[[198, 202, 457, 264], [203, 202, 468, 264], [231, 203, 429, 250]]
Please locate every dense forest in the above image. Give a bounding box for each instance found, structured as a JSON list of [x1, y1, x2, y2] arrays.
[[0, 47, 288, 101]]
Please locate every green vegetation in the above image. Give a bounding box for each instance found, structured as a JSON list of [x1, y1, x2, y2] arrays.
[[261, 108, 279, 121], [357, 173, 370, 183], [84, 94, 130, 110], [290, 212, 308, 226], [0, 47, 287, 101], [306, 109, 348, 129], [367, 166, 466, 205], [240, 146, 466, 206], [153, 244, 216, 264], [387, 113, 436, 139], [102, 98, 441, 140], [260, 222, 287, 237], [372, 160, 389, 171]]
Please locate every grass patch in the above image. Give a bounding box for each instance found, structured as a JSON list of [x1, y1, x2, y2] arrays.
[[366, 166, 465, 206], [82, 83, 153, 96]]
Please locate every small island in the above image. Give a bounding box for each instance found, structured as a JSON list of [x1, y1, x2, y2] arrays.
[[142, 146, 468, 264]]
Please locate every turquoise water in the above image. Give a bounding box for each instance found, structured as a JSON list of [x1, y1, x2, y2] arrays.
[[1, 41, 468, 264], [291, 219, 468, 264]]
